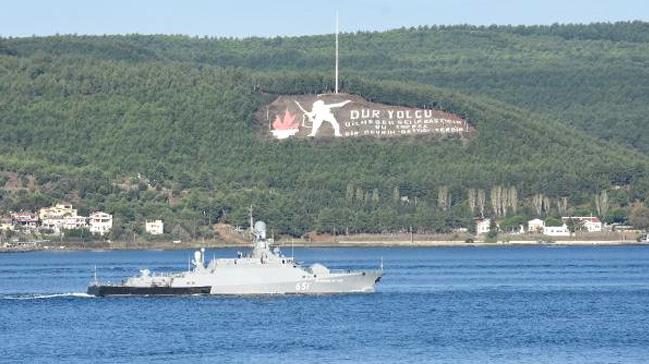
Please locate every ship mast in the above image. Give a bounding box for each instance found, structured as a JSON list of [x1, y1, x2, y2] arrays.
[[249, 205, 254, 240]]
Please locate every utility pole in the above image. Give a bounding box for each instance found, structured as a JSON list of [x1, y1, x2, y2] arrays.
[[335, 11, 339, 94]]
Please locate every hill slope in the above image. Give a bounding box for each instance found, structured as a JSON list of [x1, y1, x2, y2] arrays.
[[1, 26, 649, 237], [3, 22, 649, 153]]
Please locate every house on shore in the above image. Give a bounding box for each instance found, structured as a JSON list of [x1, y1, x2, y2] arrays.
[[40, 203, 87, 233], [12, 212, 38, 230], [543, 224, 570, 237], [476, 219, 492, 235], [89, 212, 113, 236], [62, 216, 88, 230], [39, 203, 77, 221], [527, 218, 545, 234], [145, 220, 164, 235], [562, 216, 603, 232]]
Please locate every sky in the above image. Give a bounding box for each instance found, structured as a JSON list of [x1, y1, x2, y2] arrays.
[[1, 0, 648, 38]]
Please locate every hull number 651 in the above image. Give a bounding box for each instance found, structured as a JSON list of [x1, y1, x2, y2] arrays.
[[295, 282, 311, 291]]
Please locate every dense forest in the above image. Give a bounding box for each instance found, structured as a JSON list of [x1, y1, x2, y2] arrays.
[[1, 22, 649, 239]]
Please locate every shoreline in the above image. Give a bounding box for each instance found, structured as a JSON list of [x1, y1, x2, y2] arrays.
[[2, 239, 648, 253]]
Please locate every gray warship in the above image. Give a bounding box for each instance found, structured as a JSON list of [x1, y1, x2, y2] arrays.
[[87, 219, 383, 296]]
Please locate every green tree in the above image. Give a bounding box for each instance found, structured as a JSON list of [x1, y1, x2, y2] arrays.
[[545, 217, 564, 227], [630, 206, 649, 230]]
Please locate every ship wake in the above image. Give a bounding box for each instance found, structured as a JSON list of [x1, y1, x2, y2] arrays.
[[1, 292, 94, 300]]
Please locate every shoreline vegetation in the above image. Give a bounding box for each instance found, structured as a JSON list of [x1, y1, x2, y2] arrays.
[[2, 231, 646, 253]]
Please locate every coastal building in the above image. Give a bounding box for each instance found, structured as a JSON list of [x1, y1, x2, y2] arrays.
[[562, 216, 603, 233], [476, 219, 492, 235], [527, 218, 545, 233], [12, 212, 38, 230], [89, 212, 113, 236], [145, 220, 164, 235], [543, 224, 570, 237], [42, 216, 88, 234], [610, 224, 633, 231], [41, 218, 64, 234], [39, 203, 88, 233], [0, 217, 13, 231], [63, 216, 88, 230], [39, 203, 77, 220]]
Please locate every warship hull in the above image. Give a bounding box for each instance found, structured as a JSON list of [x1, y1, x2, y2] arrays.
[[87, 272, 382, 296], [87, 285, 211, 297]]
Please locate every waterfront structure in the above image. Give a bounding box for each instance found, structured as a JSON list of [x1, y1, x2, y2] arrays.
[[543, 224, 571, 237], [39, 203, 88, 233], [527, 218, 545, 233], [63, 216, 88, 230], [88, 218, 383, 296], [89, 212, 113, 236], [562, 216, 603, 232], [12, 212, 38, 230], [41, 218, 63, 234], [39, 203, 77, 221], [476, 219, 492, 235], [145, 220, 164, 235]]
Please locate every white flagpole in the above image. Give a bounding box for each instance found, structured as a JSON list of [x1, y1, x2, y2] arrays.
[[335, 11, 339, 94]]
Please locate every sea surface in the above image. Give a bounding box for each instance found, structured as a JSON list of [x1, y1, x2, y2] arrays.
[[1, 246, 649, 363]]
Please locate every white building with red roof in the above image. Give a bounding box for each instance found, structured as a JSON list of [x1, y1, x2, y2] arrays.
[[562, 216, 603, 232], [12, 212, 38, 230]]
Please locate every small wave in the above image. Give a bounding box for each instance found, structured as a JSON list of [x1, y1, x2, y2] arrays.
[[2, 292, 94, 300]]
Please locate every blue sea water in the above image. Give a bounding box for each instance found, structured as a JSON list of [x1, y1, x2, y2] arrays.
[[1, 246, 649, 363]]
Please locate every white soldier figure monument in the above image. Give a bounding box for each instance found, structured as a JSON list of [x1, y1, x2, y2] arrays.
[[295, 99, 351, 137]]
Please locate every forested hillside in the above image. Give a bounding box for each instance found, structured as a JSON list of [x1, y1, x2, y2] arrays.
[[1, 22, 648, 238], [4, 21, 649, 153]]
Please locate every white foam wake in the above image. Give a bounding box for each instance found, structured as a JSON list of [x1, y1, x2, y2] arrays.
[[2, 292, 94, 300]]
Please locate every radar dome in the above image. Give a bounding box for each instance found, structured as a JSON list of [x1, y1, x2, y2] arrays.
[[254, 221, 267, 239], [254, 221, 267, 233]]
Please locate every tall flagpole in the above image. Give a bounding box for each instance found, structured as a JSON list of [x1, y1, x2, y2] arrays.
[[335, 11, 339, 94]]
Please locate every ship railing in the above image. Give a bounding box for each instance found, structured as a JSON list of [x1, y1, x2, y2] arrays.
[[150, 272, 183, 278], [327, 269, 379, 275]]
